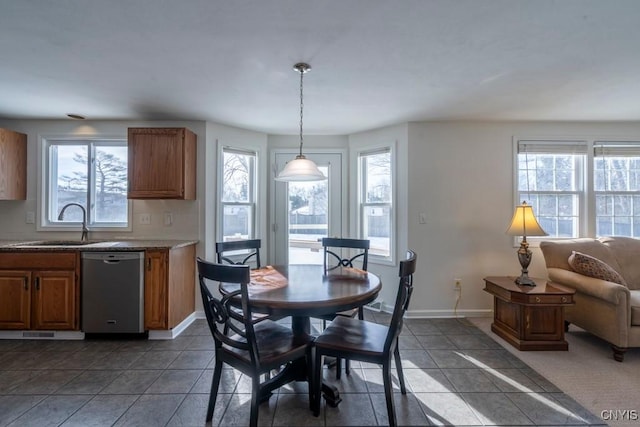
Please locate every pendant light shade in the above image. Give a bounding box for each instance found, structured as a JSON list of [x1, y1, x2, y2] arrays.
[[275, 155, 327, 181], [275, 63, 327, 182]]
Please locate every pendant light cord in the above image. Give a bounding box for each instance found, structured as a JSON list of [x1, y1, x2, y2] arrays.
[[298, 66, 304, 158]]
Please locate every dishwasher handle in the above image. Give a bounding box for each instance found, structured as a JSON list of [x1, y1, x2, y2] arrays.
[[103, 259, 122, 264]]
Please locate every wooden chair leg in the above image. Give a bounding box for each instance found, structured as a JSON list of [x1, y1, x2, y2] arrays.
[[250, 375, 261, 427], [393, 346, 406, 394], [345, 358, 350, 376], [207, 360, 223, 422], [382, 361, 397, 427], [307, 346, 315, 411], [312, 352, 323, 416], [336, 357, 342, 379]]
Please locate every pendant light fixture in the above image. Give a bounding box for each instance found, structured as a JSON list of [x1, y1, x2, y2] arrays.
[[275, 63, 327, 182]]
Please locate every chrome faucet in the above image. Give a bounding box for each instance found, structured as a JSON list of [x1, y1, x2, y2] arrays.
[[58, 203, 89, 242]]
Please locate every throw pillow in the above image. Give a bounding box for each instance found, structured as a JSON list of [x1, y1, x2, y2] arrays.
[[568, 251, 628, 286]]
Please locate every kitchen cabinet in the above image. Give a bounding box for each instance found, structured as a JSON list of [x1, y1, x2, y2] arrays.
[[0, 128, 27, 200], [0, 252, 78, 330], [144, 243, 196, 330], [127, 127, 197, 200]]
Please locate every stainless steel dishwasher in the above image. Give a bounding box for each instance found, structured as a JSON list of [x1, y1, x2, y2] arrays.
[[81, 251, 145, 334]]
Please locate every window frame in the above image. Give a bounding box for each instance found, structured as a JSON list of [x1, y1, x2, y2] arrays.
[[217, 145, 258, 243], [513, 137, 640, 243], [39, 135, 131, 231], [356, 145, 395, 264], [593, 142, 640, 237]]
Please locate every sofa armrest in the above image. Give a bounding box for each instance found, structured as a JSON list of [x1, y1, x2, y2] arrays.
[[547, 267, 630, 306]]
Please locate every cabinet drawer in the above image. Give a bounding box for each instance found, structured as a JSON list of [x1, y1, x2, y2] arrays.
[[0, 252, 77, 269], [527, 294, 573, 305]]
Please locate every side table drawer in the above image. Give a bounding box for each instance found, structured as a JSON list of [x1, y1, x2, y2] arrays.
[[527, 294, 573, 305]]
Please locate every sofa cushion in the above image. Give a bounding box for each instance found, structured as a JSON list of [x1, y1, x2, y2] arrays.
[[540, 239, 622, 273], [631, 291, 640, 326], [568, 251, 628, 286], [600, 236, 640, 290]]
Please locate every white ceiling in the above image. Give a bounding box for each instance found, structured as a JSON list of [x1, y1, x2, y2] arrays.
[[1, 0, 639, 135]]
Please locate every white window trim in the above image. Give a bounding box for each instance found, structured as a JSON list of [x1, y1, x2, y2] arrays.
[[216, 143, 259, 243], [38, 133, 132, 232], [354, 142, 397, 266], [512, 136, 640, 245]]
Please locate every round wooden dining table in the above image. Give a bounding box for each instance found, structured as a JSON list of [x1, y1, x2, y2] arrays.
[[219, 264, 382, 407]]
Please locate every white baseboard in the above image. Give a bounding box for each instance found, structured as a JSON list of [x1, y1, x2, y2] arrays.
[[148, 312, 198, 340], [402, 308, 493, 318], [0, 330, 85, 340]]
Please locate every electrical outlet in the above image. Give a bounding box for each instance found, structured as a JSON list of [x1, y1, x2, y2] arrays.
[[454, 278, 462, 290], [140, 213, 151, 225]]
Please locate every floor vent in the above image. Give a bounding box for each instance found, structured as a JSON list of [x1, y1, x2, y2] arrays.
[[22, 331, 55, 338]]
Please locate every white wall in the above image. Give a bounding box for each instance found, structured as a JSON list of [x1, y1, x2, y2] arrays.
[[406, 120, 640, 317]]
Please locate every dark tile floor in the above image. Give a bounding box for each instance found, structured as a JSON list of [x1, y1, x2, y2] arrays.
[[0, 315, 604, 426]]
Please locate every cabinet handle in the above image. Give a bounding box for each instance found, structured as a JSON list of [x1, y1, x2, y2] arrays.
[[147, 258, 151, 271], [535, 296, 541, 303], [561, 296, 567, 303], [24, 277, 28, 291], [35, 277, 40, 291]]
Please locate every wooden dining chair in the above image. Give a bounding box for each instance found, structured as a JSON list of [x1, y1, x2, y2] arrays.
[[216, 239, 262, 268], [319, 237, 370, 378], [312, 250, 417, 427], [197, 258, 314, 427], [216, 239, 277, 331]]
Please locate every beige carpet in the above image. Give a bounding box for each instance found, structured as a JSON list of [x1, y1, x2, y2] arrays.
[[471, 317, 640, 427]]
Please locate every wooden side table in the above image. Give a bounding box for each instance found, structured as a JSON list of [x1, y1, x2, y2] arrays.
[[483, 276, 575, 351]]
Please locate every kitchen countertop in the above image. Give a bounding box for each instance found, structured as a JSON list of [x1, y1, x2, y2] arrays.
[[0, 239, 198, 252]]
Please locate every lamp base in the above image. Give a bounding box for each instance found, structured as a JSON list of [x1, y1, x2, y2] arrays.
[[515, 274, 537, 287]]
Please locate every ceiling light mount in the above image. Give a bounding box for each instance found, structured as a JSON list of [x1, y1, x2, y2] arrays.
[[293, 63, 311, 74]]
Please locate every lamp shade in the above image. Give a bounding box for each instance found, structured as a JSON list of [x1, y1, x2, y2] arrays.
[[505, 201, 547, 237], [275, 155, 327, 182]]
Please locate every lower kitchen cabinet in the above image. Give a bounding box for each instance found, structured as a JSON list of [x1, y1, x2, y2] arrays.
[[144, 244, 195, 330], [0, 252, 78, 330]]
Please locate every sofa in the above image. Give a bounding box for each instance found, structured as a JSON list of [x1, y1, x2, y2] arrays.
[[540, 237, 640, 361]]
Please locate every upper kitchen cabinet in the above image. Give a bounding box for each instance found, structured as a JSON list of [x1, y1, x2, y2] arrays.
[[0, 128, 27, 200], [127, 127, 196, 199]]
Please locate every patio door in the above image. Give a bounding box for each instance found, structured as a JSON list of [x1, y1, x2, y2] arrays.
[[272, 152, 343, 265]]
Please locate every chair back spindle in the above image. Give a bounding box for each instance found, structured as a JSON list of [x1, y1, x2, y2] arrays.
[[216, 239, 262, 268], [322, 237, 370, 273]]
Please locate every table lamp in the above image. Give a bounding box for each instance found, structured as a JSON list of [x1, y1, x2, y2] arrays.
[[506, 201, 548, 286]]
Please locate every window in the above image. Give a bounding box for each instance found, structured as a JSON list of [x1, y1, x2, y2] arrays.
[[515, 139, 640, 239], [219, 147, 256, 241], [44, 138, 128, 228], [594, 143, 640, 236], [358, 148, 393, 259]]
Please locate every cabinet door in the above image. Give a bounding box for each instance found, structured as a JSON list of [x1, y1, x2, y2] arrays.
[[128, 128, 190, 199], [0, 128, 27, 200], [144, 250, 168, 329], [0, 271, 31, 329], [31, 270, 76, 330]]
